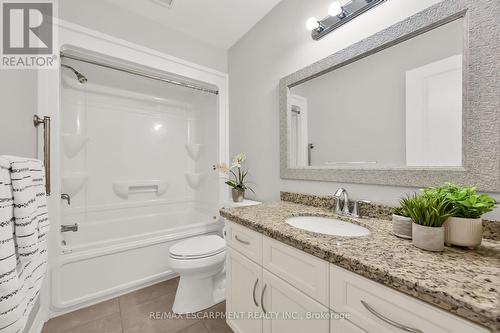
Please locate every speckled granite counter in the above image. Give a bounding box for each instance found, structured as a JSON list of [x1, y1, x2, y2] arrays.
[[220, 201, 500, 332]]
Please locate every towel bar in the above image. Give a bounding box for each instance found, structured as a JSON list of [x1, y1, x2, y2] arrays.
[[33, 115, 51, 195]]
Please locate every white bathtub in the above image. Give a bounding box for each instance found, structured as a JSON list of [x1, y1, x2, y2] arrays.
[[61, 210, 219, 252], [52, 208, 222, 313]]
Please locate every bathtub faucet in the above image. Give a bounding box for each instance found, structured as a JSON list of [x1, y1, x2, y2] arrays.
[[61, 193, 71, 206], [61, 223, 78, 233]]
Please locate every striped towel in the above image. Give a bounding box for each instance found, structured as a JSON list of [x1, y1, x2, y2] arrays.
[[0, 156, 50, 333]]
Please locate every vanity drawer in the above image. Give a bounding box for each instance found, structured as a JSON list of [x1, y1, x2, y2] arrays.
[[225, 221, 262, 264], [263, 236, 329, 306], [330, 265, 489, 333], [331, 318, 367, 333]]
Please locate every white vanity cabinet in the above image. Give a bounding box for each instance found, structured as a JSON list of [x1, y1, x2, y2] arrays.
[[330, 265, 490, 333], [225, 221, 329, 333], [225, 221, 490, 333], [226, 247, 262, 333]]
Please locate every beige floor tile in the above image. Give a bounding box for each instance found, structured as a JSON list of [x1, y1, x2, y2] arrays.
[[42, 298, 120, 333], [120, 278, 179, 308], [121, 292, 197, 333], [122, 317, 199, 333], [176, 321, 209, 333], [62, 313, 122, 333], [42, 278, 232, 333], [203, 318, 233, 333]]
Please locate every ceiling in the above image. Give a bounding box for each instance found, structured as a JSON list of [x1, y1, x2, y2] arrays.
[[102, 0, 283, 49]]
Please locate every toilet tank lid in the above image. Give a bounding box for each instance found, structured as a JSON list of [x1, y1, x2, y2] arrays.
[[169, 235, 225, 258]]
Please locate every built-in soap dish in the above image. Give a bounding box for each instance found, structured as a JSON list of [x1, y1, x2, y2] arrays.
[[113, 180, 169, 199], [62, 134, 89, 158], [185, 173, 203, 189], [185, 144, 203, 161], [61, 174, 88, 197]]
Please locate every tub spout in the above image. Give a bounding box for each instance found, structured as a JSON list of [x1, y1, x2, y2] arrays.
[[61, 223, 78, 233]]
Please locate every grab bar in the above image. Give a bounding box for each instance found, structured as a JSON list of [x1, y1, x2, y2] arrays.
[[33, 115, 51, 195]]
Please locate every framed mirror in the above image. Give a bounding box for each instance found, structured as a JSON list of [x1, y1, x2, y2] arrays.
[[279, 0, 499, 191]]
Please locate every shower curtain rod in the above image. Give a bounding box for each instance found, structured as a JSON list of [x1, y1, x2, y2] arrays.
[[60, 52, 219, 95]]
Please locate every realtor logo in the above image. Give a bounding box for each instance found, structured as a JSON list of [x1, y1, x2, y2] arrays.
[[1, 0, 57, 69]]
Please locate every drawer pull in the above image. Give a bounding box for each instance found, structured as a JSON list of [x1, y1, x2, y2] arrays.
[[252, 278, 259, 307], [261, 284, 268, 313], [361, 301, 423, 333], [235, 235, 250, 245]]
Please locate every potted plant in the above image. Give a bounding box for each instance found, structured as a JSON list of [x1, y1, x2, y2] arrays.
[[214, 153, 255, 202], [392, 197, 413, 239], [423, 184, 496, 248], [405, 195, 454, 252]]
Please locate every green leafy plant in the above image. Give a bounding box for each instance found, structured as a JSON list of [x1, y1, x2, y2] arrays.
[[422, 183, 496, 219], [404, 194, 454, 227], [393, 196, 413, 217], [214, 153, 255, 194]]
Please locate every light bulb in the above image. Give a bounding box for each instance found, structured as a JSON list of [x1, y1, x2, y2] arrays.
[[328, 1, 343, 16], [306, 17, 320, 31]]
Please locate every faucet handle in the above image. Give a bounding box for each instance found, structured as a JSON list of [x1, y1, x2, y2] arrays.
[[352, 200, 371, 218], [61, 193, 71, 206]]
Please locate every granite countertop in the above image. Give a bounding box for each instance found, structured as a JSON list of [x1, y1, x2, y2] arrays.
[[220, 201, 500, 332]]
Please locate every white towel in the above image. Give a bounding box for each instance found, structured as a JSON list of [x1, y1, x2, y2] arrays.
[[0, 156, 50, 333]]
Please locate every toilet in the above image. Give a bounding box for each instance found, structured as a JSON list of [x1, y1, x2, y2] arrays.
[[169, 235, 226, 314]]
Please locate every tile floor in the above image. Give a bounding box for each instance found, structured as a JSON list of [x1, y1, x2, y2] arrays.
[[41, 277, 233, 333]]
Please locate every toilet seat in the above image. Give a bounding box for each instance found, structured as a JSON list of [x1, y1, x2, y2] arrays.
[[169, 235, 225, 260]]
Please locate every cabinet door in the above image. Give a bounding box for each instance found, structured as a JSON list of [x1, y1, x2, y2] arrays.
[[261, 270, 329, 333], [331, 318, 367, 333], [226, 247, 262, 333]]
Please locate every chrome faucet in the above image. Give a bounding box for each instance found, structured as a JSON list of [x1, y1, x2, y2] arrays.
[[61, 223, 78, 232], [352, 200, 372, 218], [61, 193, 71, 206], [334, 188, 350, 215], [334, 188, 372, 218]]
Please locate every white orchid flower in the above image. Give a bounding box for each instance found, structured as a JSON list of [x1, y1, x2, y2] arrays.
[[232, 153, 246, 168]]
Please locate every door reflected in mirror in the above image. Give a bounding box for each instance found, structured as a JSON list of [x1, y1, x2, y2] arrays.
[[288, 18, 464, 169]]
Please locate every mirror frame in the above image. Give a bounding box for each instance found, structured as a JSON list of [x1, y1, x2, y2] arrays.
[[279, 0, 500, 191]]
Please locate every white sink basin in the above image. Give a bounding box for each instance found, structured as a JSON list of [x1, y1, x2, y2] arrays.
[[285, 216, 370, 237]]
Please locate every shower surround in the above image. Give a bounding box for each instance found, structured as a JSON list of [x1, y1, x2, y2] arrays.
[[35, 20, 229, 319]]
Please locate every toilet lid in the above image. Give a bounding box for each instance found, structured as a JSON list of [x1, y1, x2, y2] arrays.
[[169, 235, 225, 259]]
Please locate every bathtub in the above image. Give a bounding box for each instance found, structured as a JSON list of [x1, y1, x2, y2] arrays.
[[51, 207, 222, 313], [61, 210, 220, 252]]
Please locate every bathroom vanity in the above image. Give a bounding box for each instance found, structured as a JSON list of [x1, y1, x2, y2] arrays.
[[222, 0, 500, 331], [221, 198, 499, 333]]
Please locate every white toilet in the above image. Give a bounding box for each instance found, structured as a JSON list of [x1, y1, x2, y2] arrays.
[[169, 235, 226, 314]]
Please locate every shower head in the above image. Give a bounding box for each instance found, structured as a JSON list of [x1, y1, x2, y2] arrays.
[[61, 64, 88, 84]]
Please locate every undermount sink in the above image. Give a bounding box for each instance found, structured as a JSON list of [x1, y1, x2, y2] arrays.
[[285, 216, 370, 237]]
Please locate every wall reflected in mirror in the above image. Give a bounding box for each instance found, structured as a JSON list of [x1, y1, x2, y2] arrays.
[[288, 18, 463, 169]]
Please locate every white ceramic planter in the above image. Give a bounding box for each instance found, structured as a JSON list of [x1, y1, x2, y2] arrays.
[[392, 214, 412, 239], [412, 223, 444, 252], [444, 217, 483, 248]]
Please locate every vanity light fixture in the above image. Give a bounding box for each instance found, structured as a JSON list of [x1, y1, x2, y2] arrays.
[[307, 0, 386, 40]]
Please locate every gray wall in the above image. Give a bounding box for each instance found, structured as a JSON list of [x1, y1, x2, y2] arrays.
[[0, 70, 38, 158], [228, 0, 500, 219], [59, 0, 228, 73]]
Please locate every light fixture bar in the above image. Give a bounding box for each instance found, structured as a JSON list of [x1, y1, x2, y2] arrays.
[[312, 0, 386, 40]]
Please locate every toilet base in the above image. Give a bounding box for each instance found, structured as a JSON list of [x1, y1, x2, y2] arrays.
[[172, 270, 226, 314]]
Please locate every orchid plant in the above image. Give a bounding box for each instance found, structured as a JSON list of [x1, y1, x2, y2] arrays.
[[214, 153, 255, 194]]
